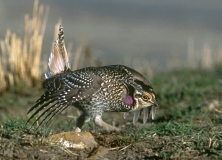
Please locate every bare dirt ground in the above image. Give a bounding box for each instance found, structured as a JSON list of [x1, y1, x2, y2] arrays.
[[1, 70, 222, 160], [0, 103, 221, 160]]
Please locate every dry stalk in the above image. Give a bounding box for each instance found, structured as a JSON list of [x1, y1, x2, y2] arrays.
[[0, 0, 49, 91]]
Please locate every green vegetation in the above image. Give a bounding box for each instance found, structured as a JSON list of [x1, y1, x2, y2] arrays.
[[117, 68, 222, 159], [0, 67, 222, 159], [0, 0, 222, 159]]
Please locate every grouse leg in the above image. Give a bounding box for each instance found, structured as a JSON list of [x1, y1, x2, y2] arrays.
[[93, 115, 120, 133], [74, 112, 88, 132]]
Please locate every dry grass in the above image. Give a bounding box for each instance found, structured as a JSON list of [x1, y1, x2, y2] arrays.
[[0, 0, 219, 94], [0, 0, 49, 91], [0, 0, 95, 93]]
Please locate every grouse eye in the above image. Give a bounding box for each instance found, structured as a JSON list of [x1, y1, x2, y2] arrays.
[[142, 95, 148, 101], [142, 93, 151, 101]]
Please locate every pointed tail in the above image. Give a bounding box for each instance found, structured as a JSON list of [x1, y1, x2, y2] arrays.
[[45, 25, 71, 79]]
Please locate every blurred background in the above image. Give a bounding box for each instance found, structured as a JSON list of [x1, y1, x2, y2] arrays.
[[1, 0, 222, 91], [1, 1, 222, 158]]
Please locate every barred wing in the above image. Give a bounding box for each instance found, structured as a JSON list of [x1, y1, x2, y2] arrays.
[[27, 70, 102, 128]]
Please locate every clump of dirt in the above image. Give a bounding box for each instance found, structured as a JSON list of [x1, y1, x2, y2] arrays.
[[92, 132, 123, 148]]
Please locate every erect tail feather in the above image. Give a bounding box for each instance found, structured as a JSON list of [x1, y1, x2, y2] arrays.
[[45, 25, 71, 79]]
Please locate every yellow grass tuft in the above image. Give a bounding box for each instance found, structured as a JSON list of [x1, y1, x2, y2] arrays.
[[0, 0, 49, 91]]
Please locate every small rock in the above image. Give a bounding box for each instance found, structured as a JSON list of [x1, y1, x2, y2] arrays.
[[48, 132, 98, 149]]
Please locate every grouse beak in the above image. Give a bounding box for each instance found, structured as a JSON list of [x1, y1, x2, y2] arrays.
[[151, 97, 158, 107]]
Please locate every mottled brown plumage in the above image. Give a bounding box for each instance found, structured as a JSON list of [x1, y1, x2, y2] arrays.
[[27, 25, 158, 132]]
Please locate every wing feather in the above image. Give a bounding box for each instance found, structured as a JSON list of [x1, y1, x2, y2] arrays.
[[27, 69, 102, 129]]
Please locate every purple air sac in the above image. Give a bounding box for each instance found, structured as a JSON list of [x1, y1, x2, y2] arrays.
[[125, 95, 133, 105]]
